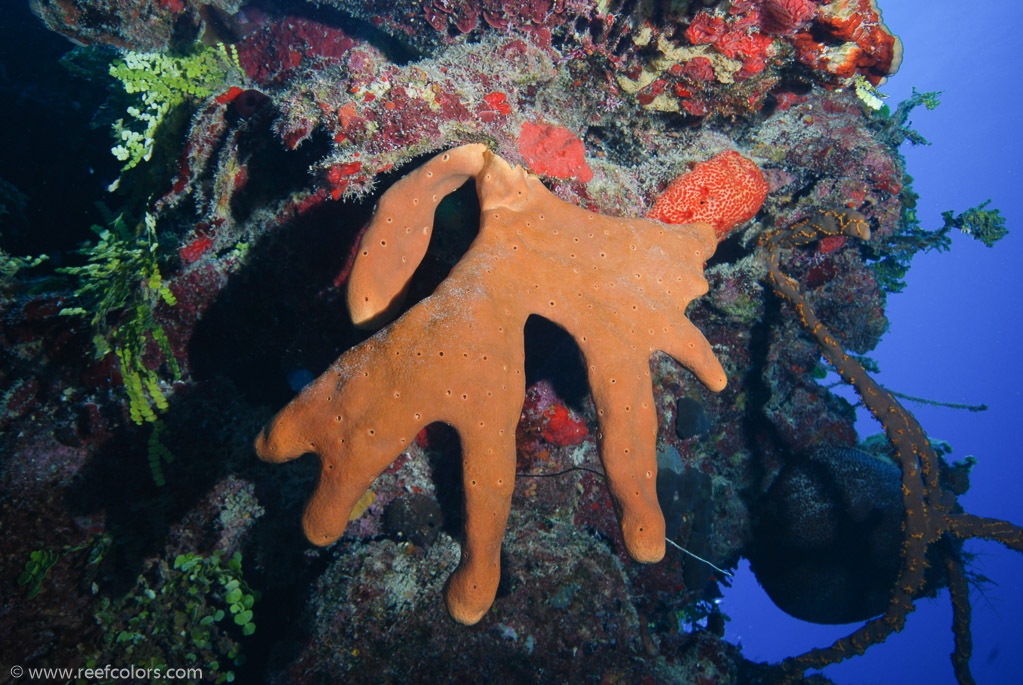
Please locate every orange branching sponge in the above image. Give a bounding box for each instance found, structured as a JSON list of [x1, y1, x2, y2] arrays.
[[255, 144, 763, 625], [646, 150, 768, 240]]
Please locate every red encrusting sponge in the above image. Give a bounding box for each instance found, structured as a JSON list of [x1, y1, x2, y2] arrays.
[[646, 150, 767, 240]]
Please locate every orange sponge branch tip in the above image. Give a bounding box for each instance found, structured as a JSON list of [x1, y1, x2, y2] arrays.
[[347, 144, 488, 327]]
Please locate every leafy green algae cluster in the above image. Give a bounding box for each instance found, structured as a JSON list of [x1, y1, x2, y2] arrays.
[[870, 183, 1008, 293], [108, 43, 241, 175], [59, 210, 179, 426], [54, 41, 245, 484], [866, 89, 1009, 292], [88, 551, 257, 684]]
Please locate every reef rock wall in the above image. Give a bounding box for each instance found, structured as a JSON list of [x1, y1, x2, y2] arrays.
[[4, 2, 1008, 684]]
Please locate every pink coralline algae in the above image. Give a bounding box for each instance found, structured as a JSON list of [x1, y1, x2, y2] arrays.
[[682, 10, 777, 79], [236, 16, 360, 85], [685, 13, 727, 45], [516, 121, 593, 183], [716, 31, 776, 78], [675, 57, 716, 83], [760, 0, 818, 35], [423, 0, 570, 34], [602, 0, 901, 116]]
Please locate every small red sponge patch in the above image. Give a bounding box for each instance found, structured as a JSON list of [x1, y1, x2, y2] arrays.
[[517, 121, 594, 183]]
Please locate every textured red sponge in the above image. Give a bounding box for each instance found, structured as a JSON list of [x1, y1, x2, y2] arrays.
[[646, 150, 767, 240]]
